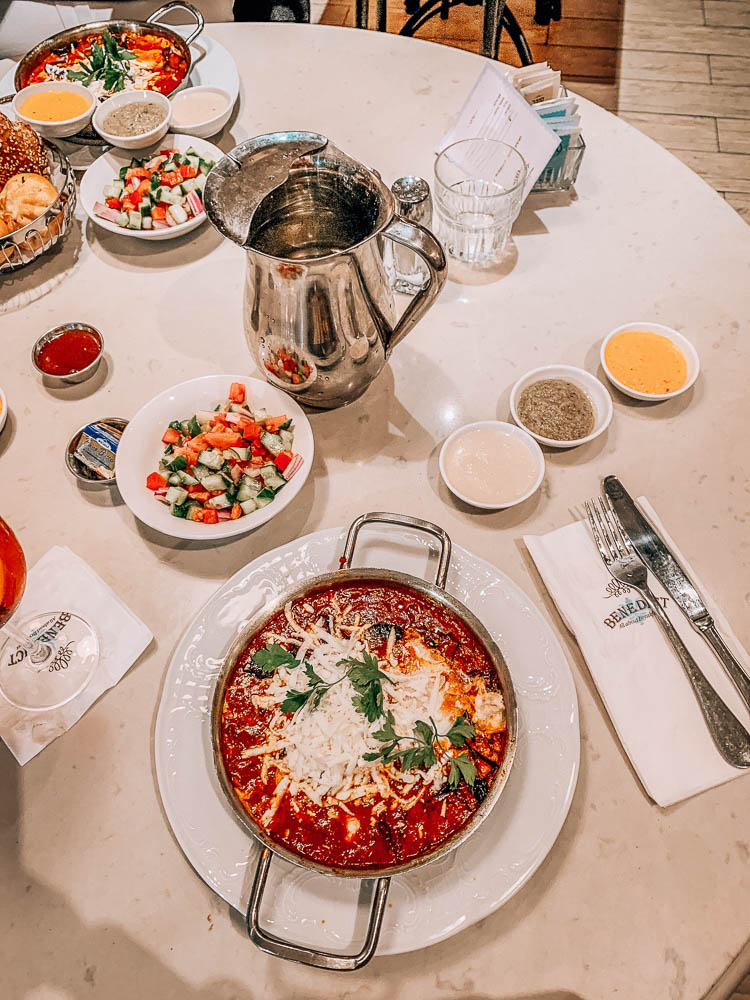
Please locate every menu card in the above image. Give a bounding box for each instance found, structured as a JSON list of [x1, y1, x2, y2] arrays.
[[437, 64, 562, 199]]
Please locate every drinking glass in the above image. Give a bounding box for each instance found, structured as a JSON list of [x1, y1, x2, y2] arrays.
[[0, 516, 98, 711], [434, 139, 527, 265]]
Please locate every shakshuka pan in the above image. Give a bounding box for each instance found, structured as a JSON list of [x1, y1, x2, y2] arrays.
[[219, 580, 509, 870]]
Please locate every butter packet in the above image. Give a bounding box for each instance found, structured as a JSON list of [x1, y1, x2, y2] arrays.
[[74, 422, 122, 480]]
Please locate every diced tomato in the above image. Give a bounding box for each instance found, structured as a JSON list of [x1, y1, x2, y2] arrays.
[[264, 415, 288, 433], [151, 205, 167, 221], [179, 164, 198, 180], [146, 472, 168, 490], [282, 359, 297, 372], [106, 197, 121, 210], [160, 149, 179, 156], [125, 167, 149, 182], [121, 197, 136, 213], [241, 419, 262, 441], [210, 412, 229, 427], [187, 487, 211, 500], [203, 431, 243, 449], [162, 427, 181, 444], [160, 170, 183, 188], [291, 373, 301, 384], [230, 503, 243, 520], [188, 507, 205, 522], [130, 188, 142, 207], [229, 382, 246, 404], [274, 451, 293, 473], [203, 508, 219, 525], [138, 178, 151, 197]]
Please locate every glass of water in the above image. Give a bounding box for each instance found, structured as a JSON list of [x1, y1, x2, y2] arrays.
[[434, 139, 527, 265]]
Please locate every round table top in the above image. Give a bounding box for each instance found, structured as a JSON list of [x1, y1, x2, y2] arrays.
[[3, 21, 750, 1000]]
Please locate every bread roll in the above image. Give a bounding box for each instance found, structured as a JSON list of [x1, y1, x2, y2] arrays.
[[0, 172, 59, 226]]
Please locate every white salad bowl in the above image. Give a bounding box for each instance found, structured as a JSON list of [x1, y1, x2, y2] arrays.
[[115, 375, 314, 541], [93, 91, 171, 151], [169, 86, 233, 138], [12, 81, 95, 138], [79, 132, 222, 241]]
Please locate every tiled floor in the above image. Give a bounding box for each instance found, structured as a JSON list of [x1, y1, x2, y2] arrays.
[[311, 0, 750, 223]]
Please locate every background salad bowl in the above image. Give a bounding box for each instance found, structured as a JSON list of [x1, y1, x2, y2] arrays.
[[115, 374, 314, 540]]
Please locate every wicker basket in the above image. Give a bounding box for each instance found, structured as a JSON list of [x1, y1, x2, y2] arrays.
[[0, 143, 76, 272]]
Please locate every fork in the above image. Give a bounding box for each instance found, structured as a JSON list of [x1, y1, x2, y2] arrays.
[[585, 496, 750, 769]]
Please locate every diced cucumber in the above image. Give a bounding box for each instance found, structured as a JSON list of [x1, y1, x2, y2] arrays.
[[168, 473, 182, 486], [177, 469, 199, 486], [259, 465, 285, 491], [200, 473, 226, 492], [197, 449, 223, 470], [128, 211, 142, 230], [227, 446, 250, 461], [115, 212, 129, 227], [260, 431, 284, 456], [159, 187, 181, 205], [254, 408, 269, 422], [180, 177, 199, 194], [167, 204, 188, 226], [192, 464, 212, 482], [206, 492, 232, 509], [111, 179, 124, 196], [239, 498, 257, 514], [254, 491, 274, 509], [142, 216, 153, 230], [237, 478, 261, 503], [279, 429, 294, 451], [166, 485, 188, 505], [179, 419, 192, 437], [195, 172, 207, 192], [151, 186, 163, 202], [103, 184, 119, 199], [186, 154, 200, 170]]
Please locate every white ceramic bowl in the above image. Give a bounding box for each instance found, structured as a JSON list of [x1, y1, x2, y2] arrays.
[[93, 91, 171, 151], [169, 86, 233, 138], [439, 420, 545, 510], [80, 132, 221, 241], [115, 374, 314, 540], [510, 364, 613, 448], [600, 322, 700, 401], [12, 81, 94, 139], [0, 387, 7, 436]]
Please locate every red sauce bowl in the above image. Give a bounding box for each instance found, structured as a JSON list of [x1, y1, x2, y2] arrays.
[[32, 322, 103, 385]]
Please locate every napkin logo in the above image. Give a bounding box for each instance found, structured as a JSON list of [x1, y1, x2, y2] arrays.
[[603, 595, 668, 630], [604, 579, 631, 599]]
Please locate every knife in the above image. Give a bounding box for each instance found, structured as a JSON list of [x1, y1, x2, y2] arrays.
[[604, 475, 750, 715]]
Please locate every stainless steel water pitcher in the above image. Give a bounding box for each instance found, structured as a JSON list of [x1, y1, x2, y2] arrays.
[[204, 132, 447, 409]]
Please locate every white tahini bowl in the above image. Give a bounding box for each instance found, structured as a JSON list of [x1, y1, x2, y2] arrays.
[[439, 420, 545, 511], [168, 86, 233, 138], [510, 364, 613, 448], [600, 321, 700, 402], [12, 81, 95, 139], [115, 374, 314, 541], [93, 91, 171, 151]]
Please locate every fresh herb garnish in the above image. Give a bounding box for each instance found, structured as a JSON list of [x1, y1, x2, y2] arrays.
[[252, 642, 298, 674], [188, 414, 201, 437], [68, 30, 136, 93], [363, 713, 477, 789], [338, 651, 390, 722]]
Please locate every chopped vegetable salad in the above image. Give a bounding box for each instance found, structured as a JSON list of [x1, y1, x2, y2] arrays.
[[145, 382, 304, 523], [93, 147, 214, 231]]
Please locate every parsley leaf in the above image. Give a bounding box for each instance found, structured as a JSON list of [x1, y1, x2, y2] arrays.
[[445, 714, 476, 747], [448, 753, 477, 789], [339, 652, 391, 723], [252, 643, 298, 674], [280, 687, 314, 714]]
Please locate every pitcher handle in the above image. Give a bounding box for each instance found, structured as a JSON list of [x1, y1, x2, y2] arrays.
[[382, 218, 446, 353]]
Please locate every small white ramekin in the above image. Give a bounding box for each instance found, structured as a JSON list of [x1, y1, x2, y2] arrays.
[[600, 322, 700, 401], [93, 91, 171, 151], [12, 81, 94, 139], [510, 364, 613, 448]]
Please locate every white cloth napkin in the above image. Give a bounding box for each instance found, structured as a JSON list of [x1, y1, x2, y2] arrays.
[[524, 499, 750, 807], [0, 545, 152, 765]]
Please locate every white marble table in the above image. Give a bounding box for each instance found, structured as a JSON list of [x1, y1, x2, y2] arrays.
[[2, 22, 750, 1000]]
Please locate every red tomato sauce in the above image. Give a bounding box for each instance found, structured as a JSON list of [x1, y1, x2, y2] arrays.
[[37, 328, 100, 376], [220, 580, 508, 871]]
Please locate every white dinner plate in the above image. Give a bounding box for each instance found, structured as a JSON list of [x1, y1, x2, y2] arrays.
[[154, 524, 580, 956], [79, 132, 221, 240], [115, 375, 314, 541]]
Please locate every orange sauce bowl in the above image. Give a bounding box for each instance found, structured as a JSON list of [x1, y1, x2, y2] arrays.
[[600, 322, 700, 402]]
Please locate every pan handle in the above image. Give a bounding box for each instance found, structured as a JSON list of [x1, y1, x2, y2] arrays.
[[146, 1, 205, 46], [341, 511, 452, 588], [246, 848, 391, 971]]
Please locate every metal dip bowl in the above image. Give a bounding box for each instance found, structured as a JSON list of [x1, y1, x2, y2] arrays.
[[210, 511, 518, 970], [32, 322, 103, 386]]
